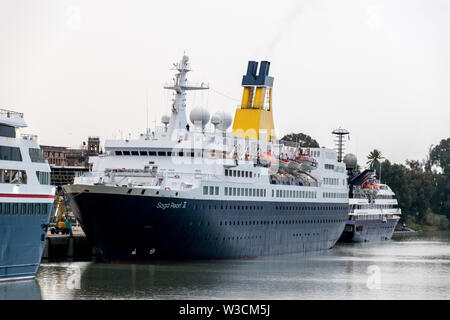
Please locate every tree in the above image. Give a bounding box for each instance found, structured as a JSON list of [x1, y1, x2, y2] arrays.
[[430, 138, 450, 175], [366, 149, 384, 177], [281, 133, 319, 148], [406, 159, 423, 173]]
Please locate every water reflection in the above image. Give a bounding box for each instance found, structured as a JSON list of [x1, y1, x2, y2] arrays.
[[34, 232, 450, 300], [0, 280, 42, 300]]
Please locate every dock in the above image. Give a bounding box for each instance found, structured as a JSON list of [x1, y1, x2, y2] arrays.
[[43, 227, 97, 261]]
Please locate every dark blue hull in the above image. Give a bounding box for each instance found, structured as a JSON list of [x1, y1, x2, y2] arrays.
[[0, 203, 52, 282], [68, 191, 348, 262]]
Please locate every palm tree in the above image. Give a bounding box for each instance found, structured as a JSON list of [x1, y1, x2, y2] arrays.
[[367, 149, 384, 180]]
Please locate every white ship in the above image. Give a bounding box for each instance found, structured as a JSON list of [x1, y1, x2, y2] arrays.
[[339, 154, 401, 242], [63, 56, 349, 262]]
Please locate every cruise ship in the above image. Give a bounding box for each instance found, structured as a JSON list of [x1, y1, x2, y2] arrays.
[[0, 109, 55, 281], [63, 56, 349, 262], [339, 154, 401, 242]]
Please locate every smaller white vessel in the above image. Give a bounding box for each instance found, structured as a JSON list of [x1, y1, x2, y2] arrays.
[[339, 154, 401, 243]]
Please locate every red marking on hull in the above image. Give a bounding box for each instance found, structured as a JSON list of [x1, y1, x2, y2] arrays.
[[0, 194, 54, 199]]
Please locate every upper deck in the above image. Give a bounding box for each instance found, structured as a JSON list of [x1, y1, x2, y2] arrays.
[[0, 109, 27, 128]]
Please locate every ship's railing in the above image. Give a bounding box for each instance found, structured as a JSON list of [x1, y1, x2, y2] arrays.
[[21, 133, 37, 140], [0, 109, 24, 119]]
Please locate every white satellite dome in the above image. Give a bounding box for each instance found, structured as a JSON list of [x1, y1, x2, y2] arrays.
[[211, 114, 220, 130], [189, 107, 210, 128], [212, 110, 232, 131], [343, 153, 357, 170], [161, 115, 170, 126]]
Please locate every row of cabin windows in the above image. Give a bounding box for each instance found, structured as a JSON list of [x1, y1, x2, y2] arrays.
[[0, 169, 50, 185], [224, 187, 266, 197], [323, 192, 347, 199], [225, 169, 255, 178], [310, 150, 320, 157], [218, 218, 345, 226], [273, 189, 317, 199], [115, 150, 195, 157], [192, 204, 347, 212], [0, 202, 51, 216], [323, 177, 339, 185], [324, 164, 335, 170], [203, 186, 220, 196]]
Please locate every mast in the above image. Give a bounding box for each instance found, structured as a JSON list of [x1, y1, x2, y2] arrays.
[[332, 128, 350, 162], [163, 55, 209, 140]]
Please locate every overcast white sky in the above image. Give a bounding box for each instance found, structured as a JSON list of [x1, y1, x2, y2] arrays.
[[1, 0, 449, 167]]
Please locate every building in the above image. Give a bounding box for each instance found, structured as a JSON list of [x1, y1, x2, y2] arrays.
[[41, 137, 101, 189]]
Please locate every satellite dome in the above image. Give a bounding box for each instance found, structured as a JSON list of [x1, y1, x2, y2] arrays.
[[161, 115, 170, 125], [343, 153, 357, 170], [211, 114, 220, 129], [213, 110, 232, 131], [189, 107, 210, 128]]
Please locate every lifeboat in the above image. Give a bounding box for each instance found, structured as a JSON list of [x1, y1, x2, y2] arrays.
[[260, 151, 277, 166], [296, 156, 317, 171], [279, 159, 290, 170], [288, 160, 303, 172]]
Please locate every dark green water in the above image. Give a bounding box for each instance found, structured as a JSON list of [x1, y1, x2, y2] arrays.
[[2, 231, 449, 300]]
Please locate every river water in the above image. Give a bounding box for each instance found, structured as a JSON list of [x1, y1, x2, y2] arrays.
[[1, 231, 449, 300]]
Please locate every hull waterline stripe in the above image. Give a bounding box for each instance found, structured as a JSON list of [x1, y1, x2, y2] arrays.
[[0, 194, 54, 199]]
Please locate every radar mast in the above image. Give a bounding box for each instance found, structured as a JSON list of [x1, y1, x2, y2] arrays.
[[332, 128, 350, 162], [163, 55, 209, 139]]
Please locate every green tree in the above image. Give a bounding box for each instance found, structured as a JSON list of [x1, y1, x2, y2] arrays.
[[430, 138, 450, 174], [366, 149, 384, 177], [281, 133, 319, 148]]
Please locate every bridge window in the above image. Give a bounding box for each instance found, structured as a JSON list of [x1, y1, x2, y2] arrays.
[[0, 146, 22, 161], [29, 148, 45, 163]]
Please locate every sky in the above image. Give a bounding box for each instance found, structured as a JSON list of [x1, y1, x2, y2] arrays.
[[0, 0, 449, 167]]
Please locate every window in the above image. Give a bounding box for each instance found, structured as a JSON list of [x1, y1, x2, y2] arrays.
[[131, 151, 139, 156], [139, 151, 148, 156], [1, 169, 27, 184], [209, 186, 214, 195], [0, 146, 22, 161], [122, 151, 131, 155], [29, 148, 45, 163], [0, 124, 16, 138], [13, 203, 18, 215], [225, 169, 229, 176], [149, 151, 157, 156], [115, 151, 122, 155], [21, 203, 26, 215], [4, 203, 10, 215], [36, 171, 50, 185], [203, 186, 208, 195], [158, 151, 166, 156]]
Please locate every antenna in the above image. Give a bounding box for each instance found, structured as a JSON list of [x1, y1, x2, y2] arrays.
[[146, 91, 149, 135], [332, 128, 350, 162]]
